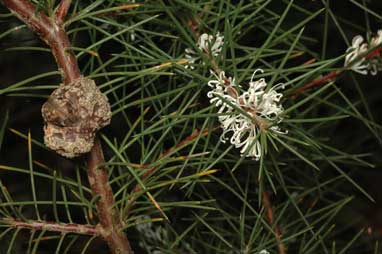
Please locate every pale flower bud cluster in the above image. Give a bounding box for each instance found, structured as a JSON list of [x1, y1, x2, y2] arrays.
[[230, 248, 270, 254], [185, 32, 224, 69], [344, 30, 382, 75], [135, 216, 168, 253], [207, 70, 286, 160], [135, 216, 191, 253]]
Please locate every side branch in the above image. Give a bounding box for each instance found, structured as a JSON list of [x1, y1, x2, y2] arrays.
[[130, 129, 209, 195], [291, 70, 338, 97], [55, 0, 72, 25], [2, 217, 99, 236]]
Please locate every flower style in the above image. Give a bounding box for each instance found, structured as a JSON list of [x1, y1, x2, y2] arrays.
[[185, 32, 224, 69], [344, 30, 382, 75], [207, 70, 286, 160]]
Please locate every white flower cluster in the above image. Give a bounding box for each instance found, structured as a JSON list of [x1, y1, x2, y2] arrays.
[[344, 30, 382, 75], [185, 32, 224, 69], [207, 70, 286, 160]]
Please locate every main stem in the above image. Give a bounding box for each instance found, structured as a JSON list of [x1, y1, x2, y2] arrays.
[[1, 0, 132, 253], [88, 140, 133, 253]]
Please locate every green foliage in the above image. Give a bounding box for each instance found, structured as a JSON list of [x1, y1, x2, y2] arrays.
[[0, 0, 381, 253]]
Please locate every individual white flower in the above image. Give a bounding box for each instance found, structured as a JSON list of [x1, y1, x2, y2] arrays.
[[344, 35, 369, 75], [185, 32, 224, 69], [208, 69, 286, 160], [344, 30, 382, 75], [258, 250, 270, 254]]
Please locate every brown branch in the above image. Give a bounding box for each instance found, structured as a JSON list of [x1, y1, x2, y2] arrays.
[[88, 139, 133, 253], [291, 70, 338, 98], [1, 0, 133, 253], [96, 4, 140, 17], [262, 192, 286, 254], [55, 0, 72, 25], [131, 129, 208, 194], [122, 129, 210, 217], [2, 0, 80, 84], [2, 217, 99, 236]]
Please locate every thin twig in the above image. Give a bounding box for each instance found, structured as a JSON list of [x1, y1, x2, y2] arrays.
[[1, 0, 133, 253], [124, 129, 209, 215], [291, 70, 339, 97], [96, 4, 140, 17], [2, 217, 99, 236], [55, 0, 72, 25], [262, 192, 286, 254], [130, 129, 208, 194]]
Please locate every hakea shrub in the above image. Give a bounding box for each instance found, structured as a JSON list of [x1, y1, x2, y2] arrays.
[[1, 1, 382, 253]]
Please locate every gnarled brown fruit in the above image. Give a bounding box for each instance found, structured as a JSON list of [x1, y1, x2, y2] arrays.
[[42, 77, 112, 158]]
